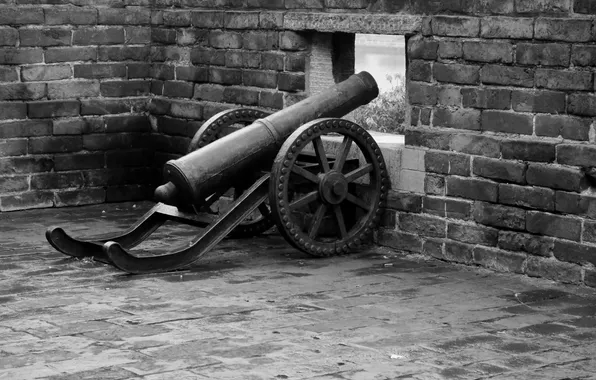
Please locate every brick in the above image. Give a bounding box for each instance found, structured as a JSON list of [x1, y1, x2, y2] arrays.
[[163, 11, 191, 27], [152, 28, 176, 44], [425, 174, 445, 195], [434, 63, 479, 85], [280, 31, 308, 51], [462, 88, 511, 110], [19, 28, 71, 47], [572, 45, 596, 66], [437, 40, 462, 59], [447, 176, 498, 202], [105, 115, 149, 133], [568, 93, 596, 117], [243, 31, 278, 51], [0, 156, 53, 175], [516, 0, 571, 13], [536, 114, 590, 141], [168, 99, 203, 120], [433, 107, 480, 130], [28, 136, 82, 154], [83, 133, 136, 151], [106, 150, 151, 168], [584, 220, 596, 243], [408, 82, 437, 106], [450, 134, 500, 158], [0, 66, 18, 82], [194, 84, 224, 102], [499, 183, 554, 211], [378, 230, 423, 253], [0, 83, 45, 100], [243, 70, 278, 89], [98, 46, 150, 61], [285, 53, 305, 72], [473, 247, 526, 274], [0, 176, 28, 193], [386, 191, 422, 212], [399, 213, 446, 238], [408, 38, 438, 60], [498, 231, 553, 257], [163, 81, 194, 98], [574, 0, 596, 13], [31, 172, 84, 190], [28, 100, 80, 118], [0, 48, 43, 64], [73, 27, 124, 45], [557, 144, 596, 169], [209, 31, 242, 49], [406, 129, 452, 150], [525, 256, 582, 284], [436, 86, 461, 107], [45, 47, 96, 63], [425, 151, 470, 176], [53, 118, 86, 135], [448, 222, 498, 246], [100, 81, 150, 97], [0, 120, 51, 138], [48, 81, 99, 99], [191, 11, 225, 28], [0, 139, 27, 157], [225, 11, 259, 29], [210, 67, 242, 85], [473, 157, 526, 184], [423, 239, 444, 260], [587, 269, 596, 288], [516, 43, 570, 66], [446, 198, 472, 219], [0, 7, 44, 25], [432, 16, 479, 37], [408, 60, 432, 82], [21, 64, 72, 81], [0, 102, 26, 120], [223, 87, 259, 106], [473, 202, 526, 230], [463, 41, 513, 63], [527, 211, 581, 241], [553, 240, 596, 266], [535, 18, 592, 42], [444, 241, 473, 264], [74, 64, 127, 79], [535, 69, 592, 91], [480, 17, 534, 39], [55, 188, 106, 207], [511, 89, 566, 114], [501, 140, 555, 163], [422, 196, 445, 217], [98, 8, 150, 25], [555, 191, 596, 217], [481, 110, 532, 135], [480, 65, 534, 87], [45, 8, 98, 25], [81, 99, 131, 115], [150, 64, 175, 81], [0, 27, 18, 46], [259, 11, 284, 28], [191, 48, 225, 66], [174, 29, 207, 48], [278, 73, 305, 91], [259, 91, 283, 109], [0, 191, 53, 211]]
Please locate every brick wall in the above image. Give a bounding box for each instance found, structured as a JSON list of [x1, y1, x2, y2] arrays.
[[0, 3, 155, 211], [2, 1, 595, 288]]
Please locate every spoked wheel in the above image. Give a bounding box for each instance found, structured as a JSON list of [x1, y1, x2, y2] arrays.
[[269, 118, 389, 256], [189, 108, 275, 238]]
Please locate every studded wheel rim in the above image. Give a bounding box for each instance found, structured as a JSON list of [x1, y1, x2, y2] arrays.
[[189, 108, 274, 238], [269, 118, 389, 257]]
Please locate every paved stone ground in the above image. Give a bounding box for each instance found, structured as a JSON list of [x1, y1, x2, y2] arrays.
[[1, 202, 596, 380]]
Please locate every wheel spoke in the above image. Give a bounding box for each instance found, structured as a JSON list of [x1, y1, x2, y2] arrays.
[[345, 193, 371, 211], [313, 137, 330, 173], [308, 204, 327, 239], [345, 163, 373, 183], [334, 136, 353, 172], [333, 205, 348, 239], [289, 191, 318, 210], [291, 165, 320, 184]]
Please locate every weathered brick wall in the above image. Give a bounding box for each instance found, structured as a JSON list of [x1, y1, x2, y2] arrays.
[[0, 2, 155, 211]]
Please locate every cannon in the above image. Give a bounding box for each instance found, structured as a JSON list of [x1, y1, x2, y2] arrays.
[[46, 71, 389, 274]]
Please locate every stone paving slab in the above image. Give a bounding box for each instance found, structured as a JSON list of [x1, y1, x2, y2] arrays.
[[1, 202, 596, 380]]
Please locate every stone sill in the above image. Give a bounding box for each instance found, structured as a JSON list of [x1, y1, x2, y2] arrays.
[[284, 12, 423, 35]]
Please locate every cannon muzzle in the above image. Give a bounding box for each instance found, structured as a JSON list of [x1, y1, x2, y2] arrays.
[[161, 71, 379, 204]]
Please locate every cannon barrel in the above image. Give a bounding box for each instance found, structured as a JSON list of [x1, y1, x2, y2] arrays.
[[160, 71, 379, 204]]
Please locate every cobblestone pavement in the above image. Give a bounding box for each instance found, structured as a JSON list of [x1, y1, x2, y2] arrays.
[[1, 202, 596, 380]]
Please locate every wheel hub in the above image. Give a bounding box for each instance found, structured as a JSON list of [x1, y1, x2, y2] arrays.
[[319, 171, 348, 205]]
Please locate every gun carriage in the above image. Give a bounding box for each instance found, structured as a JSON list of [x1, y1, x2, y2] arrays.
[[46, 72, 389, 274]]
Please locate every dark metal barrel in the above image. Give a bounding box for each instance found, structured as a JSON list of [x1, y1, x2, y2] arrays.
[[162, 71, 379, 204]]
